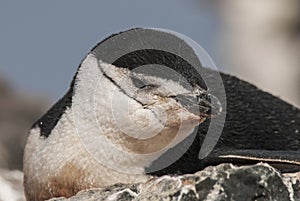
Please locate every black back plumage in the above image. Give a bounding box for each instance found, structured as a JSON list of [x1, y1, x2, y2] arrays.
[[147, 68, 300, 175]]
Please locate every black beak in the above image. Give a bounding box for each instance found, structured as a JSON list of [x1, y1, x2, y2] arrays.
[[174, 91, 222, 118]]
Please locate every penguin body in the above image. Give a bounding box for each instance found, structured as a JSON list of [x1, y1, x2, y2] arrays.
[[23, 28, 300, 201]]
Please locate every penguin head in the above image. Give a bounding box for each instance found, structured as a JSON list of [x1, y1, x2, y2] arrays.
[[98, 58, 221, 122], [72, 28, 222, 155]]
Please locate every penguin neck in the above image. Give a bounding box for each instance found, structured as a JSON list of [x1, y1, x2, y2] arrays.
[[71, 54, 117, 140]]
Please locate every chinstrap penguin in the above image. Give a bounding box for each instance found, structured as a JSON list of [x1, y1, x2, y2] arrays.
[[23, 28, 300, 201], [23, 28, 222, 201]]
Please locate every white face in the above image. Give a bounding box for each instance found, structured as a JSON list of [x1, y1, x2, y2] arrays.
[[94, 60, 220, 154]]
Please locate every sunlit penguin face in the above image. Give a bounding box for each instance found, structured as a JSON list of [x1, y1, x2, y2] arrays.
[[96, 60, 222, 154]]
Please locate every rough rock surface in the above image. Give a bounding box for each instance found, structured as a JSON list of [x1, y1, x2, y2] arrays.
[[0, 168, 25, 201], [48, 163, 300, 201]]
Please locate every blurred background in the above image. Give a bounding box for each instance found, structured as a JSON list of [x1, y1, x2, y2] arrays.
[[0, 0, 299, 172]]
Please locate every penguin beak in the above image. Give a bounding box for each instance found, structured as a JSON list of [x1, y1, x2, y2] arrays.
[[174, 91, 222, 118], [197, 91, 222, 117]]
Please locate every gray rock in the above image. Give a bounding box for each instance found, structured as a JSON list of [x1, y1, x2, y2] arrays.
[[48, 163, 300, 201]]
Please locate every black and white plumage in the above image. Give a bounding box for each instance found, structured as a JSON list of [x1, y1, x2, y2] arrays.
[[23, 28, 300, 201]]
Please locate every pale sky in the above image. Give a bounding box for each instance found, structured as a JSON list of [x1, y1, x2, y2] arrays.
[[0, 0, 220, 100]]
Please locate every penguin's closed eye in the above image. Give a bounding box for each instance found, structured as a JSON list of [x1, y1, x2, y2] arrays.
[[131, 76, 159, 90]]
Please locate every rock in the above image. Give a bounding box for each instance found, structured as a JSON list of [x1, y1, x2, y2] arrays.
[[0, 76, 48, 170], [47, 163, 300, 201], [0, 168, 25, 201]]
